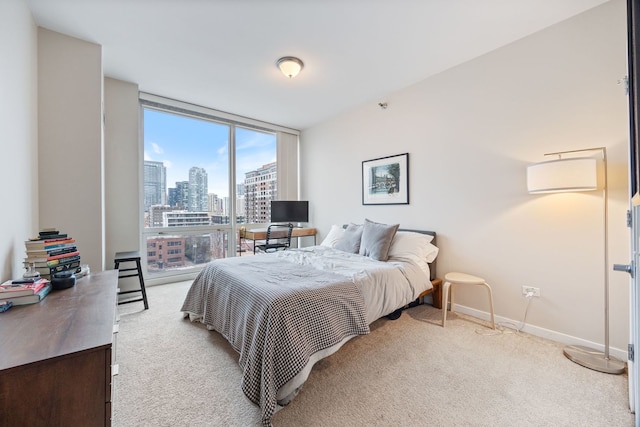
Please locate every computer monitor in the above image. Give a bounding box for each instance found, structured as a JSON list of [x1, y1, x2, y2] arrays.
[[270, 200, 309, 223]]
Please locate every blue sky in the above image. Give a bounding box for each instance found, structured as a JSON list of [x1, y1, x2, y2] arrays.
[[143, 109, 276, 197]]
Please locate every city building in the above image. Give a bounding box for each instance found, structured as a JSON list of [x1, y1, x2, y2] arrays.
[[188, 167, 208, 212], [144, 161, 166, 211], [168, 181, 189, 209], [146, 235, 185, 269], [244, 162, 276, 223], [148, 205, 173, 228], [163, 211, 210, 227]]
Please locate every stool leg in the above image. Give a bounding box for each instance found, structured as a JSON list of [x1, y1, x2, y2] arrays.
[[482, 282, 496, 329], [450, 284, 456, 315], [135, 259, 149, 310], [114, 260, 120, 294], [442, 281, 452, 327]]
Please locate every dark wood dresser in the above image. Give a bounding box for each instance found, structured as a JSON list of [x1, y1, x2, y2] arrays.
[[0, 270, 119, 426]]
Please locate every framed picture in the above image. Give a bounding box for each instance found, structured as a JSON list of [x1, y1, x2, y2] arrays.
[[362, 153, 409, 205]]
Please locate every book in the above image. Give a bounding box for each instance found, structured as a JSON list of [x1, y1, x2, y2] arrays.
[[25, 250, 80, 263], [32, 261, 80, 275], [26, 246, 77, 257], [11, 277, 39, 284], [23, 255, 79, 268], [26, 243, 77, 254], [24, 255, 81, 267], [0, 278, 48, 297], [0, 284, 53, 305], [47, 255, 81, 267], [24, 239, 76, 249], [34, 234, 68, 240], [24, 260, 48, 268], [38, 230, 68, 239], [26, 236, 74, 245], [25, 243, 77, 255], [39, 228, 59, 233], [36, 260, 81, 276]]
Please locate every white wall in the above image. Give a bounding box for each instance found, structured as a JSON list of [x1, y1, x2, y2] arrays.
[[1, 13, 138, 280], [104, 77, 141, 263], [301, 0, 630, 356], [37, 28, 104, 272], [0, 0, 38, 282], [104, 77, 142, 292]]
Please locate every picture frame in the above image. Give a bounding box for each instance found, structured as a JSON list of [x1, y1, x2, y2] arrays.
[[362, 153, 409, 205]]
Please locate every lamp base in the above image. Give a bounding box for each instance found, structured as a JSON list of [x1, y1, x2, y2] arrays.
[[563, 345, 625, 375]]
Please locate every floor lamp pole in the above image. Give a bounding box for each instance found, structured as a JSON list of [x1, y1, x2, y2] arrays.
[[558, 147, 625, 374]]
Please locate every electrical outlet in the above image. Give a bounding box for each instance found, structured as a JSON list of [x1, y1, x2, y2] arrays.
[[522, 286, 541, 297]]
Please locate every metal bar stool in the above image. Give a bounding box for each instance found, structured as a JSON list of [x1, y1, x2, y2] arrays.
[[114, 251, 149, 309]]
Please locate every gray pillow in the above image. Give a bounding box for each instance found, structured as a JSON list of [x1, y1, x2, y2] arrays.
[[358, 219, 400, 261], [334, 223, 364, 253]]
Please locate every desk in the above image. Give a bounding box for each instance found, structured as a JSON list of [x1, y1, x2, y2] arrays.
[[239, 227, 317, 254]]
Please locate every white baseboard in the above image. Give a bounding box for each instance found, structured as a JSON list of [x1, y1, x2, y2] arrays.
[[452, 303, 628, 362]]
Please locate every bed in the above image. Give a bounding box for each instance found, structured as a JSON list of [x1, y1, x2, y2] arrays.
[[181, 220, 439, 426]]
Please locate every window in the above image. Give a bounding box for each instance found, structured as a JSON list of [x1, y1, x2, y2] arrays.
[[140, 94, 298, 283]]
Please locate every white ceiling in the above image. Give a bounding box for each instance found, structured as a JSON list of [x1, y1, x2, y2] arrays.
[[25, 0, 611, 130]]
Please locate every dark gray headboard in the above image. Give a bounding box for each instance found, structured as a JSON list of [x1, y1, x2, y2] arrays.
[[342, 224, 437, 281], [399, 228, 437, 281]]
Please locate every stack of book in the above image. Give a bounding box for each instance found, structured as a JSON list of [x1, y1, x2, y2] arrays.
[[0, 278, 52, 306], [24, 229, 82, 280]]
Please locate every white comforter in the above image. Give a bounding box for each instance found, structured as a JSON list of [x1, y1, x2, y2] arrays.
[[273, 246, 432, 324]]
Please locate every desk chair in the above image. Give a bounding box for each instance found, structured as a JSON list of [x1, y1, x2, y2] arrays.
[[254, 223, 294, 254]]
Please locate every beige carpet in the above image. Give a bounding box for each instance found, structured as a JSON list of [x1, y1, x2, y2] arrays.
[[114, 280, 634, 427]]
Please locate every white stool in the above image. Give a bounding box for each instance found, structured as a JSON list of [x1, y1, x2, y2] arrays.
[[442, 272, 495, 329]]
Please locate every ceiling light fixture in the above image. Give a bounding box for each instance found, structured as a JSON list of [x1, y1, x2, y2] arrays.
[[277, 56, 304, 79]]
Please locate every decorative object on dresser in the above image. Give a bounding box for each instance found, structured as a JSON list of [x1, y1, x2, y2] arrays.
[[51, 270, 76, 290], [0, 270, 119, 426]]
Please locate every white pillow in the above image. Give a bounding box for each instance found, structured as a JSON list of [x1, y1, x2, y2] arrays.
[[387, 231, 439, 274], [320, 225, 345, 248], [334, 223, 364, 253]]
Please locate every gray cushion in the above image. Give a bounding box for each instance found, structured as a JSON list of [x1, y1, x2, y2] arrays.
[[334, 223, 364, 253], [358, 219, 400, 261]]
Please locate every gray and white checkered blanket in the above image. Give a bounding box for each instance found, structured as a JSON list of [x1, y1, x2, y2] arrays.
[[181, 253, 370, 426]]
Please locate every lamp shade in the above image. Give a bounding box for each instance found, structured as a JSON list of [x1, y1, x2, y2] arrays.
[[527, 157, 597, 194], [277, 57, 304, 78]]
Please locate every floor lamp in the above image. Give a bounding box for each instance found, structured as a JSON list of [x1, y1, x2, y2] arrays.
[[527, 147, 625, 375]]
